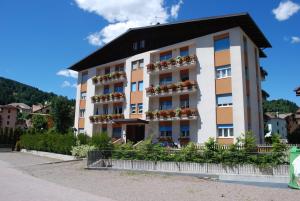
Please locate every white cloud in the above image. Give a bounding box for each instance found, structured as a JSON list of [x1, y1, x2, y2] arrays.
[[171, 0, 183, 19], [57, 69, 78, 78], [74, 0, 183, 46], [61, 81, 77, 88], [272, 0, 300, 21], [291, 36, 300, 43]]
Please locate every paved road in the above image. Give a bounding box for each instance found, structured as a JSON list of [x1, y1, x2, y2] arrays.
[[0, 155, 114, 201]]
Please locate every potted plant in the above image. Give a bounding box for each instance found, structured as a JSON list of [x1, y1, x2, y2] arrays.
[[178, 82, 184, 91], [155, 62, 162, 70], [169, 83, 177, 92], [146, 86, 155, 94], [161, 85, 169, 93], [169, 110, 176, 118], [89, 116, 95, 122], [155, 86, 161, 94], [169, 58, 176, 66], [160, 61, 168, 68], [159, 110, 168, 118], [175, 107, 181, 117], [91, 96, 97, 103], [101, 95, 106, 102], [183, 80, 192, 89], [146, 111, 154, 119], [178, 136, 190, 146], [99, 76, 103, 82], [182, 108, 192, 117], [183, 55, 191, 63], [92, 76, 98, 84], [146, 63, 155, 72], [176, 56, 183, 65]]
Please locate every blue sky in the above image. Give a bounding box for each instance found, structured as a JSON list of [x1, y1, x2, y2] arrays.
[[0, 0, 299, 105]]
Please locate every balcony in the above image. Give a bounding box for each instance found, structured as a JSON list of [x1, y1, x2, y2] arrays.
[[146, 80, 198, 97], [91, 92, 125, 104], [146, 55, 196, 74], [92, 71, 126, 85], [146, 108, 198, 121], [89, 114, 124, 124]]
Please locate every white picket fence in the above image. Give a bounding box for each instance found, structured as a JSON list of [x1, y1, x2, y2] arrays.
[[88, 159, 289, 176]]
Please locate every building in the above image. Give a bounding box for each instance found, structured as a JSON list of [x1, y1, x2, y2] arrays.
[[264, 113, 288, 140], [295, 87, 300, 96], [8, 103, 31, 113], [0, 105, 18, 129], [69, 13, 271, 145]]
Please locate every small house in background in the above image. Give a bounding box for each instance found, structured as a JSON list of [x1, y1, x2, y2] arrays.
[[0, 105, 18, 130], [264, 112, 288, 140], [8, 103, 31, 113]]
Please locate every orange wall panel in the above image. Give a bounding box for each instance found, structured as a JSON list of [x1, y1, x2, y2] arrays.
[[78, 118, 85, 128], [130, 114, 142, 119], [214, 50, 231, 67], [217, 138, 234, 145], [79, 100, 86, 109], [130, 91, 143, 104], [131, 68, 144, 82], [215, 78, 232, 95], [216, 107, 233, 124]]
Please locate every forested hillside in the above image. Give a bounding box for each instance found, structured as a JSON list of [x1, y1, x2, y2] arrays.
[[0, 76, 57, 106]]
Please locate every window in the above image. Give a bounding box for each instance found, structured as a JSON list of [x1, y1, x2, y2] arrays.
[[7, 121, 9, 125], [217, 125, 234, 137], [7, 115, 10, 119], [180, 47, 189, 57], [8, 109, 11, 113], [159, 75, 172, 85], [81, 72, 88, 83], [104, 67, 110, 74], [95, 107, 99, 115], [114, 84, 124, 93], [216, 66, 231, 79], [245, 67, 250, 80], [140, 40, 145, 48], [114, 105, 123, 114], [180, 70, 189, 82], [216, 94, 232, 107], [115, 64, 124, 72], [112, 127, 122, 138], [130, 104, 136, 114], [132, 59, 144, 70], [103, 86, 110, 94], [103, 105, 108, 115], [133, 42, 138, 50], [180, 123, 190, 137], [214, 37, 230, 52], [180, 95, 189, 109], [79, 109, 85, 118], [80, 92, 87, 100], [159, 125, 172, 137], [138, 81, 143, 91], [78, 128, 85, 134], [138, 103, 143, 114], [160, 100, 172, 110], [160, 51, 172, 61], [131, 82, 137, 92]]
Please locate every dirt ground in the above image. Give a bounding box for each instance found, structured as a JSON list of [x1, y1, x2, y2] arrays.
[[1, 152, 300, 201]]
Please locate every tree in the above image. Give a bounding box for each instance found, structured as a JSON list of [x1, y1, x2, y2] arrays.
[[51, 96, 74, 133], [263, 99, 299, 113], [32, 115, 48, 131]]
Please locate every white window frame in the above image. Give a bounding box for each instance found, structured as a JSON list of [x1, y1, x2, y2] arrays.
[[217, 125, 234, 138], [130, 104, 136, 114], [138, 103, 143, 114], [216, 66, 231, 79], [217, 94, 233, 107], [80, 92, 87, 100], [79, 109, 85, 118]]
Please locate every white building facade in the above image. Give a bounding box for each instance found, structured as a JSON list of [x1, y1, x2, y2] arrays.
[[71, 14, 271, 145]]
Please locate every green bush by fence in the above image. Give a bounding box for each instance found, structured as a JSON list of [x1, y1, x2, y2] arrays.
[[20, 131, 76, 155]]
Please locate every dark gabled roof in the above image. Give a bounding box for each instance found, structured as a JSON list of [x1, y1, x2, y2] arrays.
[[69, 13, 271, 71]]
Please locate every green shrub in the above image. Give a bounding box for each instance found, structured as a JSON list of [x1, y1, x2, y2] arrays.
[[91, 132, 113, 158], [20, 131, 76, 155], [77, 133, 91, 145], [71, 141, 96, 158]]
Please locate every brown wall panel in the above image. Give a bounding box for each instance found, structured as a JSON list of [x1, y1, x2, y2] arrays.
[[79, 100, 86, 109], [216, 107, 233, 124], [215, 78, 232, 95], [78, 118, 85, 128], [214, 50, 231, 67], [130, 114, 142, 119], [131, 68, 144, 82], [217, 138, 234, 145], [130, 91, 143, 104]]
